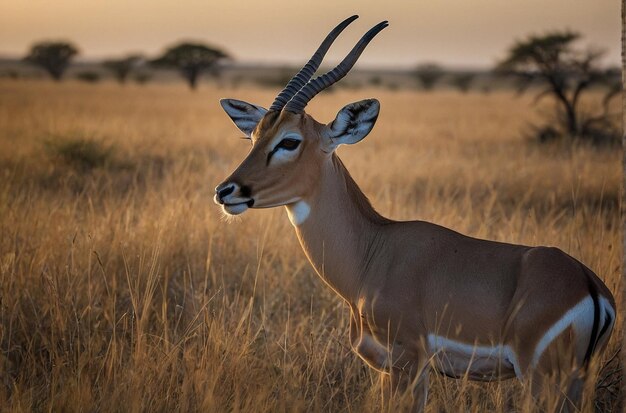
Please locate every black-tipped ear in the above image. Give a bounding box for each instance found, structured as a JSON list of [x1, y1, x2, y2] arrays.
[[220, 99, 268, 137], [323, 99, 380, 150]]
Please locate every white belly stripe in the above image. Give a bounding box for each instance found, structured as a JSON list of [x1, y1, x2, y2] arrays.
[[427, 334, 522, 379], [531, 295, 594, 367]]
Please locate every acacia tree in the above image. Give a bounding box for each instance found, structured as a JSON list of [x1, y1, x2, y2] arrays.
[[24, 41, 78, 81], [496, 31, 619, 144], [103, 55, 143, 84], [151, 43, 229, 90], [414, 63, 444, 91]]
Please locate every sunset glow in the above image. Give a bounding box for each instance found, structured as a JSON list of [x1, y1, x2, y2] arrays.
[[0, 0, 619, 68]]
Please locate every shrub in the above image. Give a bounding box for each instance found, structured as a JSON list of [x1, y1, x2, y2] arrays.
[[45, 137, 113, 171], [75, 71, 101, 83]]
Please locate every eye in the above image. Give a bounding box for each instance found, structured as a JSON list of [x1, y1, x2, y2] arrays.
[[266, 137, 302, 165], [277, 138, 301, 151]]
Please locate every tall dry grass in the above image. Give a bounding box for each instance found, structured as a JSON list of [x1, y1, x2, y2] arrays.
[[0, 80, 621, 412]]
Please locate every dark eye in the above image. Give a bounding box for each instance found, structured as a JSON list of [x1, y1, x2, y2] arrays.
[[277, 138, 301, 151]]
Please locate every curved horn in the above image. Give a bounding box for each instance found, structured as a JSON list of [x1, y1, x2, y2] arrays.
[[284, 21, 388, 114], [268, 15, 359, 112]]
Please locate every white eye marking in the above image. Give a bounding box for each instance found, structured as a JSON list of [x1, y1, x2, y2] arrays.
[[267, 133, 302, 165], [286, 201, 310, 226]]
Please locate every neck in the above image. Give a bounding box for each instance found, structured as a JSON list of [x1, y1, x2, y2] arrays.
[[286, 154, 391, 304]]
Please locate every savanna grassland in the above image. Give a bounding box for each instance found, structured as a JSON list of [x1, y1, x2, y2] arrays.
[[0, 79, 621, 412]]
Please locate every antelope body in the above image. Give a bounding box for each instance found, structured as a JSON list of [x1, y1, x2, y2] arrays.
[[214, 16, 616, 412]]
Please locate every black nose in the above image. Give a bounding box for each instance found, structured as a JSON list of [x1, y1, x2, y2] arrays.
[[215, 184, 235, 202]]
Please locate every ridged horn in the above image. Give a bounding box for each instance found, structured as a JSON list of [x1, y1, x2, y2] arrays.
[[284, 20, 388, 114], [268, 15, 359, 112]]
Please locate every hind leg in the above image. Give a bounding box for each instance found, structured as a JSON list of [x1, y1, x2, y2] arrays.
[[526, 332, 589, 413], [564, 376, 584, 412], [528, 368, 586, 413]]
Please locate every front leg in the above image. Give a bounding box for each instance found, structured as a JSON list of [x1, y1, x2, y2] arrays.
[[349, 310, 390, 372], [350, 311, 430, 412], [388, 360, 430, 413]]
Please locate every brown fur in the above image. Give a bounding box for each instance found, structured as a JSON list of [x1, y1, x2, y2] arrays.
[[217, 107, 616, 413]]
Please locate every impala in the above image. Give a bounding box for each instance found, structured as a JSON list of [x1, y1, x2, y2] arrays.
[[214, 16, 616, 412]]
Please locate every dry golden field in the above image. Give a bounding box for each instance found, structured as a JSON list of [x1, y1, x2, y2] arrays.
[[0, 80, 621, 412]]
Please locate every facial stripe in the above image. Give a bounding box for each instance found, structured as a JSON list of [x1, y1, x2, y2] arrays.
[[266, 146, 279, 165]]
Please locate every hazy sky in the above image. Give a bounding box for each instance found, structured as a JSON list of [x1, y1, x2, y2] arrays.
[[0, 0, 620, 69]]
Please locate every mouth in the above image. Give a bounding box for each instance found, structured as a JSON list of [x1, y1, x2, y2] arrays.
[[214, 195, 255, 215]]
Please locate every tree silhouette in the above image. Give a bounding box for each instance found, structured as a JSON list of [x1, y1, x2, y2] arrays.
[[414, 63, 444, 91], [24, 41, 78, 81], [75, 71, 100, 83], [151, 43, 229, 90], [496, 31, 619, 144], [450, 72, 475, 93], [103, 55, 143, 84]]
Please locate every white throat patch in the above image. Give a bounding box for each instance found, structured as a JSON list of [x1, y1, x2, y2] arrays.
[[286, 201, 310, 226]]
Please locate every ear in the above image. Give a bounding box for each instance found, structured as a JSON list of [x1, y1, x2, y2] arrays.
[[323, 99, 380, 150], [220, 98, 268, 137]]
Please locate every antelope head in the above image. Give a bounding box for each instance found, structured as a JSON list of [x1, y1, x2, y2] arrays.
[[214, 16, 387, 216]]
